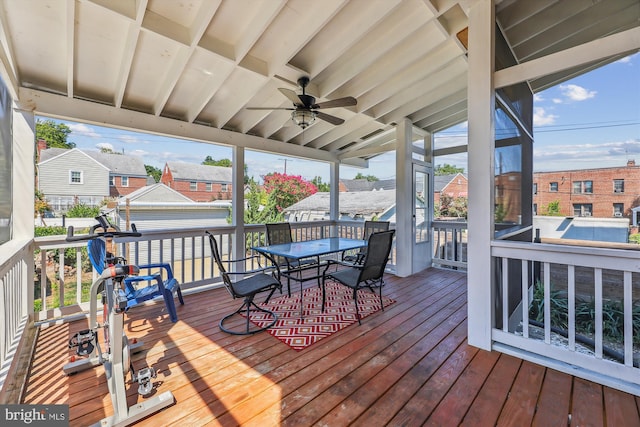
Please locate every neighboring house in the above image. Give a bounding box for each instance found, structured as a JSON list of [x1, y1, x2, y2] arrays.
[[38, 148, 110, 211], [161, 161, 232, 202], [434, 173, 468, 204], [285, 189, 396, 222], [38, 145, 149, 211], [533, 160, 640, 218], [339, 178, 396, 192], [110, 183, 231, 232]]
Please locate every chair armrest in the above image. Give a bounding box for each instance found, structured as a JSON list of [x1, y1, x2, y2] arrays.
[[224, 265, 276, 276], [325, 259, 363, 270], [136, 262, 174, 280]]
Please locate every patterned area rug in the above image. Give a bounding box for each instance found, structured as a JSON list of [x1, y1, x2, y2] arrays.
[[248, 281, 395, 351]]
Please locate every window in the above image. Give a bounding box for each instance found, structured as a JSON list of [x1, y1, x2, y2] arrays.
[[190, 181, 197, 191], [109, 176, 115, 186], [613, 203, 624, 217], [206, 183, 212, 192], [614, 179, 624, 193], [70, 170, 83, 184], [221, 183, 228, 192], [549, 182, 558, 192], [121, 176, 128, 187], [533, 183, 537, 195], [572, 180, 593, 194], [573, 203, 593, 217], [533, 203, 537, 215]]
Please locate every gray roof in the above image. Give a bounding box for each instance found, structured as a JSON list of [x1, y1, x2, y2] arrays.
[[39, 148, 147, 176], [434, 173, 467, 192], [341, 178, 396, 192], [165, 161, 232, 183], [120, 183, 193, 203], [285, 189, 396, 216]]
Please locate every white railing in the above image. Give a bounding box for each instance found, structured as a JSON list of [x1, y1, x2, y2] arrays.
[[0, 239, 32, 400], [31, 221, 391, 322], [491, 240, 640, 395], [432, 220, 467, 270]]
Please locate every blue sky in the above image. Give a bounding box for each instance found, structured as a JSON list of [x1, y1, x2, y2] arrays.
[[45, 53, 638, 182]]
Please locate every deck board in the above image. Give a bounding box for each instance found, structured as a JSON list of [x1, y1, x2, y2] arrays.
[[21, 267, 640, 426]]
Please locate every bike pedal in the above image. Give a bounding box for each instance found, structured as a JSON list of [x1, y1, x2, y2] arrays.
[[136, 367, 157, 396]]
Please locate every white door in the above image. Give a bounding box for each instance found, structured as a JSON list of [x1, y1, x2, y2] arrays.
[[413, 164, 432, 272]]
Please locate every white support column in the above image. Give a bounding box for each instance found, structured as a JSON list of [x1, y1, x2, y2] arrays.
[[395, 118, 412, 277], [232, 145, 245, 263], [12, 103, 35, 320], [329, 160, 339, 237], [12, 104, 35, 240], [467, 0, 495, 350]]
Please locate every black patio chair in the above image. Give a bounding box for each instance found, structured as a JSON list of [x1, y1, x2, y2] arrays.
[[342, 220, 390, 265], [206, 231, 281, 335], [264, 222, 321, 296], [323, 230, 395, 324]]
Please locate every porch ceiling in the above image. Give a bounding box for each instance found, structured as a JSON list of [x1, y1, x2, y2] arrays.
[[0, 0, 637, 164]]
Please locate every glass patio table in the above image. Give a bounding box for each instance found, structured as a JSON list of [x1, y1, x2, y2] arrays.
[[252, 237, 368, 317]]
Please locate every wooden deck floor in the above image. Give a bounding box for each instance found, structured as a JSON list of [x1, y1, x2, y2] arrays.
[[23, 268, 640, 426]]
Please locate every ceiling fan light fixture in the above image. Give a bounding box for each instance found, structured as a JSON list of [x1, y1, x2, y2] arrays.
[[292, 109, 316, 129]]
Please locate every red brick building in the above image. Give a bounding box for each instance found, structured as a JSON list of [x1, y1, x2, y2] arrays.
[[434, 173, 468, 204], [161, 161, 232, 202], [533, 160, 640, 218]]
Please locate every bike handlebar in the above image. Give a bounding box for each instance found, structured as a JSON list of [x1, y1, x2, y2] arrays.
[[65, 213, 141, 242]]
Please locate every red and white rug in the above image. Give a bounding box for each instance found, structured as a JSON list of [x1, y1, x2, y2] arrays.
[[248, 281, 395, 351]]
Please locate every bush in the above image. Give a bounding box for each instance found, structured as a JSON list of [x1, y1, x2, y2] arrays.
[[66, 203, 100, 218]]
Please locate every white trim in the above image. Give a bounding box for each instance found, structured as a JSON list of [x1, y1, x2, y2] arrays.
[[466, 0, 495, 351], [69, 170, 83, 185], [495, 26, 640, 90]]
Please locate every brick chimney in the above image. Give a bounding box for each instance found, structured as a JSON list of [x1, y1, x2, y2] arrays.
[[36, 139, 47, 162], [627, 159, 636, 167]]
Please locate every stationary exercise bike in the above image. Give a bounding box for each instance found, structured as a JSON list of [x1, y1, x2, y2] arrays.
[[63, 215, 174, 427]]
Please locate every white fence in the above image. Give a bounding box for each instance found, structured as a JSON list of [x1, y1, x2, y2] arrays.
[[492, 240, 640, 395], [0, 239, 31, 401]]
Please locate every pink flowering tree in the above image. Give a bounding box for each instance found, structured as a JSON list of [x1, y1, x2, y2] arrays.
[[262, 172, 318, 212]]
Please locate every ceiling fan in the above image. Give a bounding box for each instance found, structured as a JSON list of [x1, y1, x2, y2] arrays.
[[247, 77, 357, 129]]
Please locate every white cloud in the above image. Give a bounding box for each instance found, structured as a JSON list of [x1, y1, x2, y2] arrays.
[[533, 107, 557, 126], [68, 122, 100, 138], [118, 134, 143, 144], [552, 98, 562, 104], [95, 142, 113, 151], [559, 84, 596, 102], [533, 93, 544, 102], [533, 139, 640, 172]]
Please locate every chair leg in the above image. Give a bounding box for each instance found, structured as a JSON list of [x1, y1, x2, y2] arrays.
[[219, 296, 278, 335], [353, 288, 361, 325]]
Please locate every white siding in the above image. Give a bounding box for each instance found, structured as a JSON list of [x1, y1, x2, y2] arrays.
[[39, 150, 109, 198]]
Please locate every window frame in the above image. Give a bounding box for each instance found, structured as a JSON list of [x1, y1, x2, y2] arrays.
[[613, 179, 625, 193], [69, 170, 83, 184], [190, 181, 197, 191], [549, 182, 558, 192], [121, 176, 129, 187]]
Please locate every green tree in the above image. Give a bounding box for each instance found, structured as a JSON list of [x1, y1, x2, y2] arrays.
[[202, 156, 232, 167], [145, 165, 162, 183], [241, 179, 284, 224], [540, 200, 562, 216], [354, 173, 378, 182], [66, 203, 100, 218], [99, 146, 121, 154], [435, 164, 464, 176], [311, 176, 330, 192], [35, 119, 75, 149]]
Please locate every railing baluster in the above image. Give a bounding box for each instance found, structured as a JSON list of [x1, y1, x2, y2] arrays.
[[502, 257, 508, 332], [76, 248, 82, 304], [521, 259, 529, 338], [544, 262, 551, 344], [595, 268, 603, 359], [568, 265, 576, 351], [624, 271, 633, 367]]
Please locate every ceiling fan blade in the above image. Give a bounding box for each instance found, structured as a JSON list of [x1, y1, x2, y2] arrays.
[[246, 107, 294, 110], [315, 111, 345, 125], [278, 88, 302, 105], [313, 96, 357, 109]]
